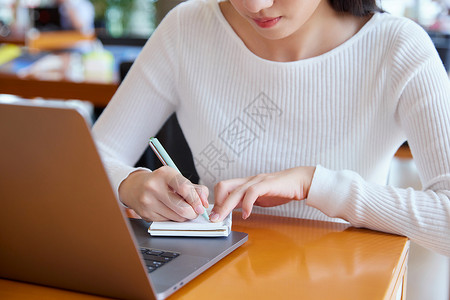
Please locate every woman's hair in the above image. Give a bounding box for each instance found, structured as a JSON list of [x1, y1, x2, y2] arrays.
[[328, 0, 384, 17]]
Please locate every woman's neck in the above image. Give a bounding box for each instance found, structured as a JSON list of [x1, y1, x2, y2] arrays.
[[219, 1, 371, 62]]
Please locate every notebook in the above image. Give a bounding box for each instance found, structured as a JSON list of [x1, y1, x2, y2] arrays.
[[0, 103, 248, 300], [149, 206, 232, 237]]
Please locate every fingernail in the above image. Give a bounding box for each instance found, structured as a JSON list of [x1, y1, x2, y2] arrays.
[[195, 204, 204, 215], [242, 211, 248, 219], [209, 212, 219, 222]]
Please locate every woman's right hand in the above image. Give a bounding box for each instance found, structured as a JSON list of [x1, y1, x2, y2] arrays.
[[118, 166, 209, 222]]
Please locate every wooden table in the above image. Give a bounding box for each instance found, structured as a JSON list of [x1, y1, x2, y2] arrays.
[[0, 213, 409, 300], [0, 73, 117, 107]]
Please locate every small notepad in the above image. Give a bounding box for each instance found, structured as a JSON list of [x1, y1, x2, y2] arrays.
[[148, 207, 231, 237]]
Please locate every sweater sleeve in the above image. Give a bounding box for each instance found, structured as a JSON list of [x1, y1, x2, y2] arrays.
[[306, 21, 450, 256], [91, 6, 182, 197], [307, 165, 450, 256]]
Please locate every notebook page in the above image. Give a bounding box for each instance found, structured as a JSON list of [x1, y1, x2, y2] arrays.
[[148, 207, 232, 236]]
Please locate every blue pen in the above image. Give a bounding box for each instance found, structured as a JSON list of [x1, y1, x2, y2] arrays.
[[149, 137, 210, 221]]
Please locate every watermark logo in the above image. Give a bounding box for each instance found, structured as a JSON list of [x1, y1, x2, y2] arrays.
[[219, 117, 258, 155], [194, 142, 235, 182], [244, 92, 282, 131], [193, 92, 282, 185]]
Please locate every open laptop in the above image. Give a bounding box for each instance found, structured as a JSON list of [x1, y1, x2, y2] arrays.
[[0, 103, 248, 300]]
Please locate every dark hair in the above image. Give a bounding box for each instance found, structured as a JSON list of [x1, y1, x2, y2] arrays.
[[328, 0, 384, 17]]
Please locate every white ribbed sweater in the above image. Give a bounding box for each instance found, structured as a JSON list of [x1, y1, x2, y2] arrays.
[[92, 0, 450, 255]]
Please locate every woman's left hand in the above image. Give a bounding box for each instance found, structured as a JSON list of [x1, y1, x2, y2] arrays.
[[209, 166, 316, 222]]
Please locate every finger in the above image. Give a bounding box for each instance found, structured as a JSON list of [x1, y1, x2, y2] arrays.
[[209, 200, 237, 223], [160, 188, 199, 219], [154, 201, 189, 222], [211, 177, 261, 222], [214, 177, 249, 205], [136, 198, 189, 222], [168, 174, 205, 215], [241, 182, 273, 219], [152, 213, 170, 222], [194, 184, 210, 208], [140, 212, 168, 223]]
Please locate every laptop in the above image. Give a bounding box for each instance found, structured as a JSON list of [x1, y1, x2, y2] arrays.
[[0, 103, 248, 300]]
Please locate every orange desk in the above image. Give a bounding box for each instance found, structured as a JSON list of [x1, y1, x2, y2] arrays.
[[0, 213, 409, 300]]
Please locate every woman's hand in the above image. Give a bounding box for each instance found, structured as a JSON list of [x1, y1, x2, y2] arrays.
[[118, 166, 209, 222], [210, 166, 316, 222]]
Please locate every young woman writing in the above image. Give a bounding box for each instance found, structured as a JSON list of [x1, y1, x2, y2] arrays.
[[92, 0, 450, 256]]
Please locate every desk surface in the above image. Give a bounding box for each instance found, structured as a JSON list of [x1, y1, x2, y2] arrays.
[[0, 213, 409, 300]]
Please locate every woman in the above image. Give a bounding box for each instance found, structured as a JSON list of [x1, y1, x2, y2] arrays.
[[92, 0, 450, 256]]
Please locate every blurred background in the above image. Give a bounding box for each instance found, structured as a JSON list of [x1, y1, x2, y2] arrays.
[[0, 0, 188, 45], [0, 0, 448, 43], [0, 0, 448, 72]]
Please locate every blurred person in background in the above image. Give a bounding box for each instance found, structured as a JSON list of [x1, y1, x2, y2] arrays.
[[57, 0, 95, 34]]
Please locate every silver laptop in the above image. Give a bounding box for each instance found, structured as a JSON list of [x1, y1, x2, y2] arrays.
[[0, 103, 248, 300]]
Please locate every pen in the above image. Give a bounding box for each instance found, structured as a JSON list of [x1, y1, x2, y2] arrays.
[[149, 137, 210, 221]]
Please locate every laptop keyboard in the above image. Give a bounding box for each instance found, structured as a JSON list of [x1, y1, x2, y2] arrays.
[[140, 248, 180, 273]]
